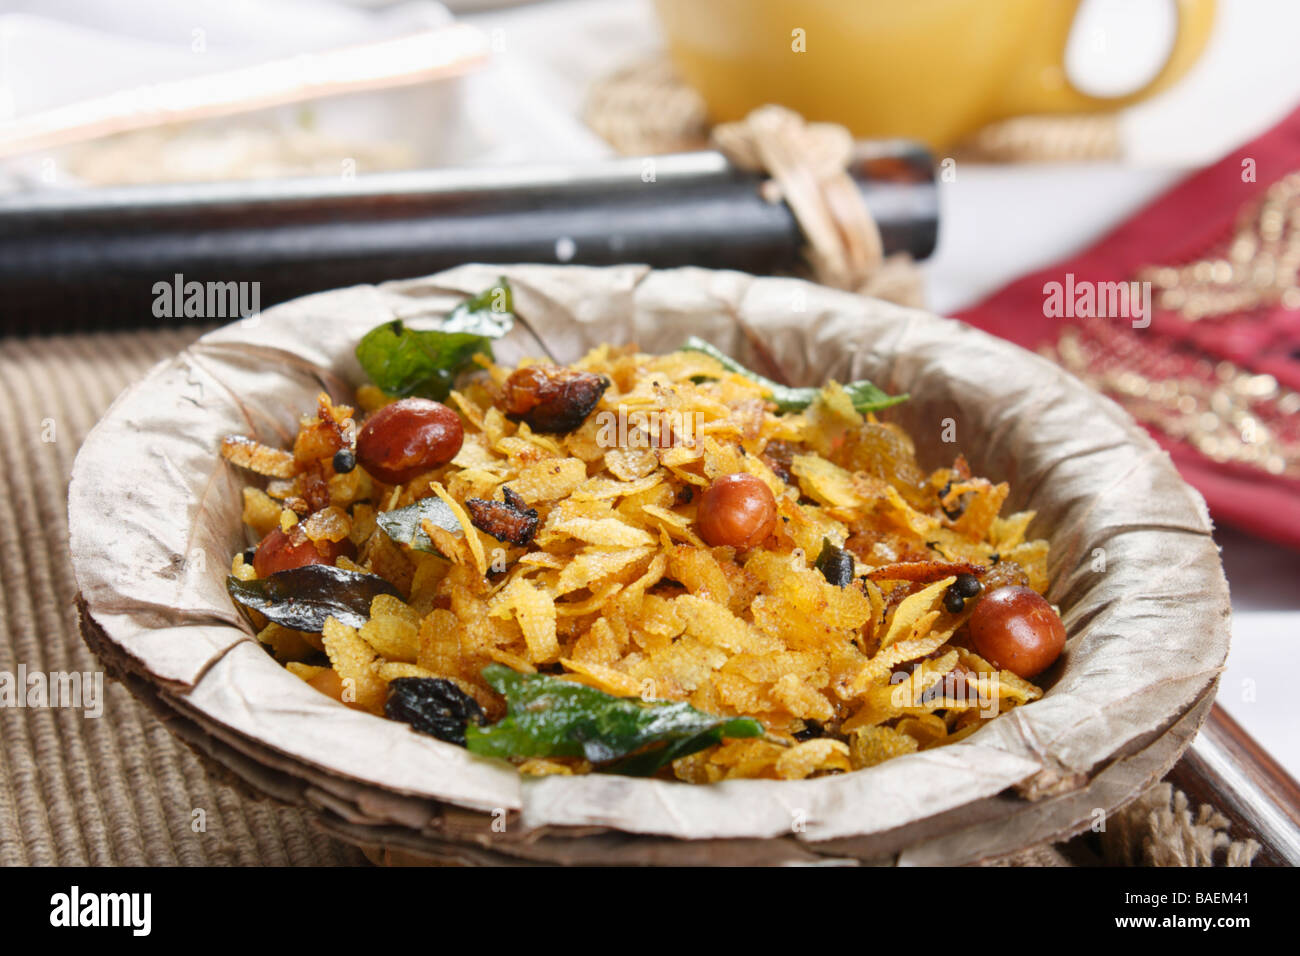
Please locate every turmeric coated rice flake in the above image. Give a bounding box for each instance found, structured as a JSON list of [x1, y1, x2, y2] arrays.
[[222, 308, 1056, 783]]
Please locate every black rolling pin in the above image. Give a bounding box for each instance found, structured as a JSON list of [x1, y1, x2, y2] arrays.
[[0, 141, 937, 335]]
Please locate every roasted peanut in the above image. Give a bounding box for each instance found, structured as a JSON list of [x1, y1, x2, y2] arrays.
[[968, 585, 1065, 679], [696, 473, 777, 549], [356, 398, 464, 484], [252, 525, 354, 577]]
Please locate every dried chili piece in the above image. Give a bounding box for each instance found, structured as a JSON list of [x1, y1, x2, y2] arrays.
[[866, 560, 986, 583], [465, 486, 539, 546]]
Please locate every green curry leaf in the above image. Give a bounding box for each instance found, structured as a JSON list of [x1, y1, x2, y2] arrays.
[[680, 335, 907, 414], [355, 280, 514, 399], [465, 664, 764, 776]]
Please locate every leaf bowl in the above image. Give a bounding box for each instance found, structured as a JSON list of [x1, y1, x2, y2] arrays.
[[70, 264, 1230, 865]]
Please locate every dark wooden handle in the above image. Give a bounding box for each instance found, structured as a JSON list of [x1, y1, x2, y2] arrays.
[[0, 143, 938, 335]]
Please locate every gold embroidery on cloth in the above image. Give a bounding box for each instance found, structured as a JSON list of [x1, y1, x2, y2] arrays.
[[1042, 170, 1300, 479], [1137, 170, 1300, 321]]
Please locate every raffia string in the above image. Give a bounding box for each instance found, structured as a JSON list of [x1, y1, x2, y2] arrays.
[[585, 56, 1122, 165], [711, 105, 927, 308], [1102, 783, 1260, 867], [584, 58, 1128, 309]]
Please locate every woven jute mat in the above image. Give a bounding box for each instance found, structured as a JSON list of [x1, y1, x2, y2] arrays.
[[0, 326, 1252, 867], [0, 328, 365, 866]]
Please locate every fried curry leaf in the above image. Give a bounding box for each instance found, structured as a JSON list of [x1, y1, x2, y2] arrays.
[[355, 323, 488, 400], [355, 280, 514, 399], [376, 496, 464, 555], [465, 664, 764, 776], [226, 565, 400, 632], [680, 336, 907, 414], [815, 537, 855, 588]]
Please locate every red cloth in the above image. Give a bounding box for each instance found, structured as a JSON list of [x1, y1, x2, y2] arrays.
[[955, 103, 1300, 551]]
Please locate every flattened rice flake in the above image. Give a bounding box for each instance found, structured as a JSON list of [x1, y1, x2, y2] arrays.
[[775, 739, 852, 779], [850, 725, 920, 769], [320, 616, 387, 714], [234, 342, 1059, 782], [490, 576, 558, 663]]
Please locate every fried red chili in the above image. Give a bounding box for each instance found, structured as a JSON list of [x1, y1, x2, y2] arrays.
[[464, 486, 539, 546], [865, 560, 986, 583], [499, 365, 609, 433]]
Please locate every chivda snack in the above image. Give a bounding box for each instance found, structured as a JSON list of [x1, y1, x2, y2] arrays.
[[221, 281, 1064, 782]]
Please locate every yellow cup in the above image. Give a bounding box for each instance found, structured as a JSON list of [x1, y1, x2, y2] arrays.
[[654, 0, 1216, 150]]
